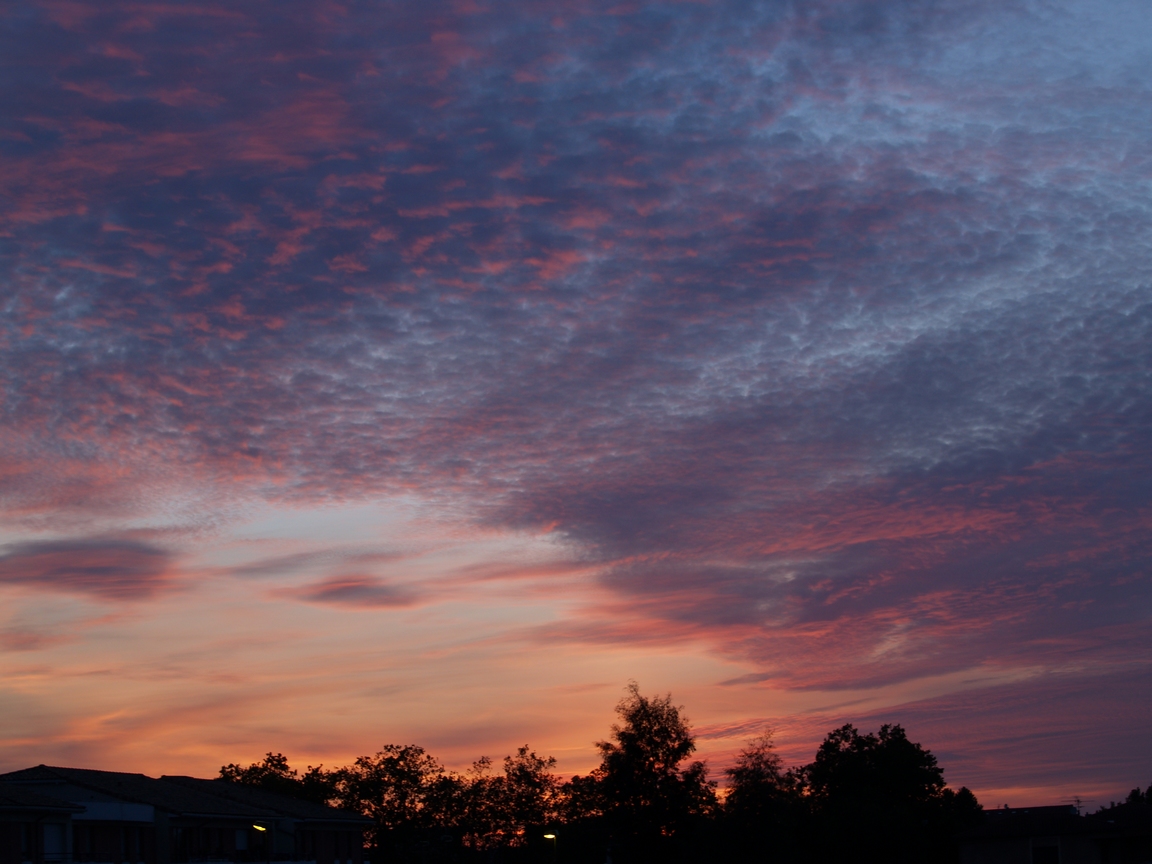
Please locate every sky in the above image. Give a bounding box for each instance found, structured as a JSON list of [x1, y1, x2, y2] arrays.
[[1, 0, 1150, 810]]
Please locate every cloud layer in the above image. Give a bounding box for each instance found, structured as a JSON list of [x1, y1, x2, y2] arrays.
[[0, 539, 171, 600], [1, 0, 1149, 797]]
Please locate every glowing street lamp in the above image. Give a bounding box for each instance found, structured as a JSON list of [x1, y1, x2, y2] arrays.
[[252, 823, 270, 864]]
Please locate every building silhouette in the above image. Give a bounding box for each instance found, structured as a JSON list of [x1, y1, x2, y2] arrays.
[[0, 767, 369, 864]]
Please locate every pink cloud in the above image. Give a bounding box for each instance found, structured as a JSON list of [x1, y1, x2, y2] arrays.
[[0, 538, 173, 601], [286, 576, 419, 609]]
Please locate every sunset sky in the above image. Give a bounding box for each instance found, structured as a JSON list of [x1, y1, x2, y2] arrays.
[[2, 0, 1150, 809]]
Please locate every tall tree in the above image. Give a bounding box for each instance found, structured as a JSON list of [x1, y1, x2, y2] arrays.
[[722, 734, 806, 862], [570, 683, 715, 863], [725, 733, 786, 811]]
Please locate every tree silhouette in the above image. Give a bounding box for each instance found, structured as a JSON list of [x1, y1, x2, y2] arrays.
[[498, 747, 561, 841], [568, 683, 715, 863], [799, 724, 982, 864], [1125, 785, 1150, 805], [458, 747, 560, 850], [219, 752, 335, 805], [332, 745, 463, 860], [721, 733, 806, 861], [217, 696, 988, 864], [725, 733, 787, 809]]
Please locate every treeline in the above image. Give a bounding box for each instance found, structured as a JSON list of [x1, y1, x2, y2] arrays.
[[221, 683, 982, 864]]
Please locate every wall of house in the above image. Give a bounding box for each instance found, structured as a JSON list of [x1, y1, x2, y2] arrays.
[[0, 818, 74, 864], [961, 835, 1106, 864], [73, 823, 157, 864], [1055, 835, 1103, 864], [962, 836, 1034, 864], [296, 828, 362, 864], [0, 822, 29, 864]]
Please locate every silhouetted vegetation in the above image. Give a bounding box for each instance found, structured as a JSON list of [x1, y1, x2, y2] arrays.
[[221, 684, 984, 863], [797, 723, 982, 864], [219, 752, 336, 805], [1091, 783, 1152, 827], [720, 733, 808, 862], [1124, 784, 1149, 807], [561, 684, 715, 863]]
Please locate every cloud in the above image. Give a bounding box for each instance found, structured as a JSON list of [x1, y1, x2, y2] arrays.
[[226, 549, 405, 580], [0, 626, 71, 652], [0, 0, 1150, 793], [288, 576, 419, 609], [0, 538, 172, 601]]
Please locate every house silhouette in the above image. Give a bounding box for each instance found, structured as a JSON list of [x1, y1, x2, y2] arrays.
[[0, 767, 369, 864]]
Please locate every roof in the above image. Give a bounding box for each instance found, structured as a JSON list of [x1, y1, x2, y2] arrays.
[[963, 804, 1152, 843], [0, 783, 83, 814], [1085, 802, 1152, 836], [162, 777, 370, 825], [0, 766, 269, 819], [0, 766, 368, 826], [961, 806, 1089, 840]]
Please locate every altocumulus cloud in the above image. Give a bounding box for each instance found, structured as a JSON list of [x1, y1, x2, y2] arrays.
[[0, 0, 1150, 696], [0, 539, 173, 601]]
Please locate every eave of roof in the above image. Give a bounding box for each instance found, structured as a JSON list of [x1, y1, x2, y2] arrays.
[[0, 766, 270, 819], [0, 783, 85, 813], [0, 766, 369, 826]]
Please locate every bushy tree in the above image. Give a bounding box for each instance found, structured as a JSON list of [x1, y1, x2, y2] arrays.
[[498, 746, 561, 840], [1125, 785, 1149, 805], [799, 724, 981, 864], [725, 733, 787, 810], [721, 734, 806, 861], [568, 683, 715, 863], [804, 723, 945, 806], [459, 747, 560, 850], [332, 745, 464, 860], [219, 752, 335, 805], [218, 700, 988, 864]]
